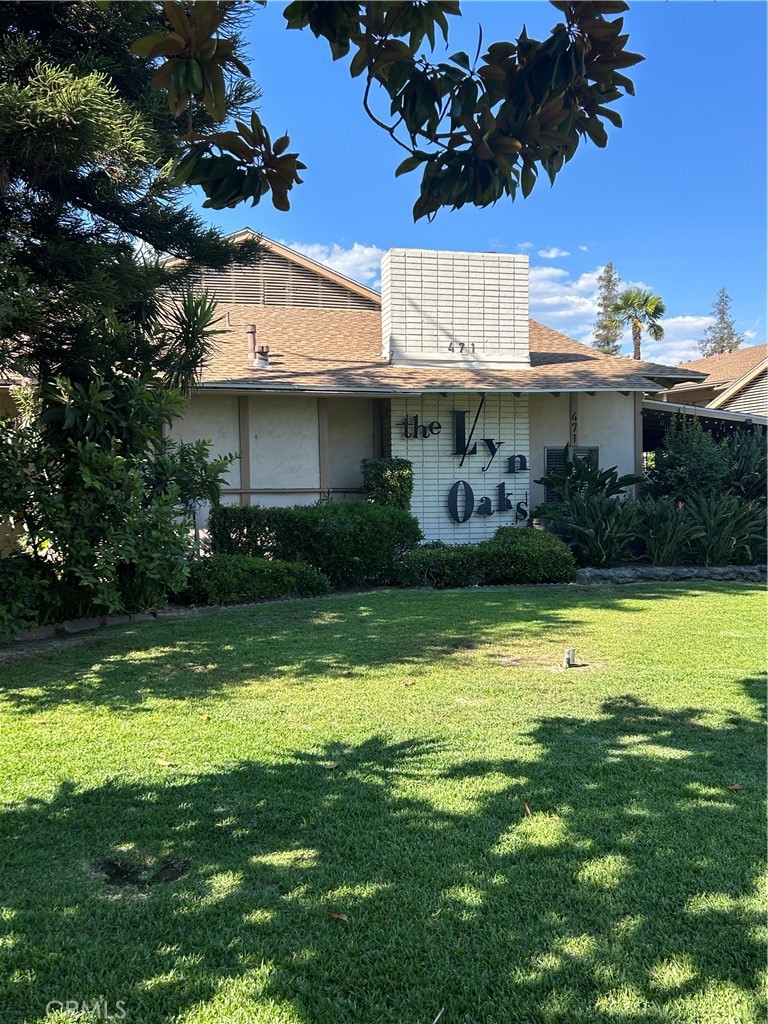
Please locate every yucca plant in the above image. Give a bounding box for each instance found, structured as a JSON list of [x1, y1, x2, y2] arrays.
[[686, 493, 767, 566], [545, 494, 640, 568], [724, 429, 768, 502], [636, 497, 704, 566]]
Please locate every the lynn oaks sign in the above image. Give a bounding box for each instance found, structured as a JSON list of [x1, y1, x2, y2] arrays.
[[389, 395, 530, 541]]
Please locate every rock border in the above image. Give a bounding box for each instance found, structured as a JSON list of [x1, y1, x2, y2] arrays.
[[573, 565, 766, 584]]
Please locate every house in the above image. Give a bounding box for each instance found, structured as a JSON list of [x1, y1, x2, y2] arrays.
[[168, 232, 700, 543], [642, 345, 767, 449]]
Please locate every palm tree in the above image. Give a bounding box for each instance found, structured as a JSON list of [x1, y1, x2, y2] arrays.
[[605, 288, 666, 361]]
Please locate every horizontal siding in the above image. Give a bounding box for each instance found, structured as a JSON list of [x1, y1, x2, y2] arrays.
[[196, 252, 379, 311], [722, 370, 768, 416], [390, 394, 530, 543]]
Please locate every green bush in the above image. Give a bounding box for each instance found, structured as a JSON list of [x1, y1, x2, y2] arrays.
[[635, 497, 703, 566], [724, 429, 767, 502], [646, 416, 730, 502], [395, 529, 574, 589], [544, 494, 639, 568], [0, 555, 96, 641], [361, 458, 414, 510], [479, 526, 575, 583], [183, 555, 330, 606], [208, 502, 422, 587], [685, 494, 766, 566], [397, 544, 480, 588]]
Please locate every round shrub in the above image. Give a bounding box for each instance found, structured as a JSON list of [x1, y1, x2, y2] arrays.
[[183, 555, 330, 606], [478, 526, 575, 584]]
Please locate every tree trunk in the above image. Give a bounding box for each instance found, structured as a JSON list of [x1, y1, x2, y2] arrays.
[[632, 322, 642, 360]]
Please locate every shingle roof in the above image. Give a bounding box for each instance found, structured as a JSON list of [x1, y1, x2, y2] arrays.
[[673, 345, 768, 387], [198, 303, 675, 393]]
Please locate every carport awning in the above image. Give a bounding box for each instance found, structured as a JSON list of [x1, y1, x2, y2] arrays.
[[642, 398, 767, 450]]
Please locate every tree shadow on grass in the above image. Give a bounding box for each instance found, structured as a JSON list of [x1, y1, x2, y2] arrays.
[[0, 687, 764, 1023], [1, 582, 757, 714]]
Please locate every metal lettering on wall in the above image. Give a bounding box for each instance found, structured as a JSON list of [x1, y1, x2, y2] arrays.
[[399, 406, 529, 524]]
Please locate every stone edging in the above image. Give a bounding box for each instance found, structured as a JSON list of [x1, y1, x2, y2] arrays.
[[573, 564, 766, 584]]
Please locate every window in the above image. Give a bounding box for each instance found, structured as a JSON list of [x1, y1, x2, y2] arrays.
[[543, 446, 599, 502]]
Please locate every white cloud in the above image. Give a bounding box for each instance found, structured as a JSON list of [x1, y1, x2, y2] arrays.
[[641, 315, 712, 365], [517, 241, 533, 251], [578, 245, 589, 252], [529, 265, 602, 339], [744, 329, 757, 340], [280, 240, 385, 289], [538, 246, 570, 259]]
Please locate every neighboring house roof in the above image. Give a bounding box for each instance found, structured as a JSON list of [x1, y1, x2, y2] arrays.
[[656, 344, 768, 414], [199, 302, 686, 395], [675, 344, 768, 387]]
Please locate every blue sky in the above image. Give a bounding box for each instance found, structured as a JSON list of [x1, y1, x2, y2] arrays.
[[192, 1, 767, 364]]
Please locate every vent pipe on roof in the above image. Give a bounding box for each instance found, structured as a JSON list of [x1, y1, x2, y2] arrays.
[[246, 324, 256, 358], [255, 345, 270, 368]]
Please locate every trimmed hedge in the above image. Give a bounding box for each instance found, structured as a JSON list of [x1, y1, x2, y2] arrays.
[[397, 528, 575, 588], [182, 555, 330, 606], [397, 544, 480, 589], [361, 458, 414, 510], [208, 502, 422, 587], [479, 526, 576, 584]]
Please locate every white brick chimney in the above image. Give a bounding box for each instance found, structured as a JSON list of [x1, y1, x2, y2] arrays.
[[381, 248, 530, 369]]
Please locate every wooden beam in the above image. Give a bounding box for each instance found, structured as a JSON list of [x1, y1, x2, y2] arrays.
[[317, 397, 330, 491], [237, 397, 251, 506]]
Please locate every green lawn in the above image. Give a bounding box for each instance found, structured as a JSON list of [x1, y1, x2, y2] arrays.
[[0, 583, 765, 1024]]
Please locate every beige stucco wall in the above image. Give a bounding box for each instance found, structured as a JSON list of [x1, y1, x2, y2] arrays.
[[249, 394, 319, 495], [173, 389, 638, 532], [528, 392, 637, 508], [172, 392, 380, 517], [169, 392, 242, 490], [327, 396, 378, 490]]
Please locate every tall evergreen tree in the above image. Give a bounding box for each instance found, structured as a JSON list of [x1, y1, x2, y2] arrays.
[[697, 287, 744, 356], [592, 262, 622, 355], [0, 1, 262, 384], [0, 3, 260, 617]]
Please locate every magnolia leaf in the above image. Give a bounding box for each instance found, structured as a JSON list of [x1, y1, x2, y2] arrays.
[[395, 154, 424, 178]]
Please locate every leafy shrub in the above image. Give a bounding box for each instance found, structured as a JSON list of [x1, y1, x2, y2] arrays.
[[397, 545, 480, 588], [535, 446, 642, 503], [0, 555, 96, 641], [361, 458, 414, 510], [478, 526, 575, 583], [182, 555, 330, 606], [208, 502, 422, 587], [724, 429, 767, 502], [646, 415, 730, 501], [685, 494, 766, 566], [0, 379, 230, 616], [635, 497, 703, 566], [544, 495, 640, 568], [396, 528, 574, 588]]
